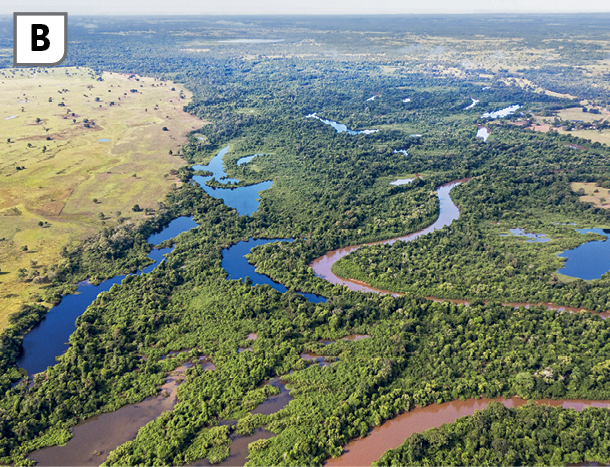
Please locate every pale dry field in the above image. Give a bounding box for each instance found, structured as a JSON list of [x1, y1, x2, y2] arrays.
[[571, 182, 610, 209], [0, 67, 204, 329]]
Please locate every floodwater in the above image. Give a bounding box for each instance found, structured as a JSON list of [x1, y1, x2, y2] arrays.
[[29, 364, 190, 466], [310, 180, 465, 294], [500, 227, 550, 243], [305, 113, 378, 135], [18, 216, 198, 377], [221, 237, 327, 303], [325, 398, 610, 467], [301, 353, 336, 367], [558, 228, 610, 280], [218, 39, 284, 43], [482, 104, 521, 119], [191, 428, 276, 467], [251, 378, 293, 415], [192, 146, 273, 216]]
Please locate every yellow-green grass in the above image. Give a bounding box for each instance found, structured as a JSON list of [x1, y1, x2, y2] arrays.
[[0, 67, 205, 330], [559, 128, 610, 146], [571, 182, 610, 209], [557, 107, 606, 123]]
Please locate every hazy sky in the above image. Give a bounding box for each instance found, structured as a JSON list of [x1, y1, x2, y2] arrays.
[[3, 0, 610, 16]]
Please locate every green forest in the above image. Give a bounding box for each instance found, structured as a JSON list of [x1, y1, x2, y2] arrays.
[[2, 14, 610, 467]]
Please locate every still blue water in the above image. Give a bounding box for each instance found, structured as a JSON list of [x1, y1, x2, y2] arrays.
[[558, 228, 610, 280], [147, 216, 199, 245], [18, 216, 197, 376], [222, 238, 327, 303], [192, 146, 273, 216]]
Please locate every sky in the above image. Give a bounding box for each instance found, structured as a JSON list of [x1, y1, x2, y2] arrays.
[[2, 0, 610, 16]]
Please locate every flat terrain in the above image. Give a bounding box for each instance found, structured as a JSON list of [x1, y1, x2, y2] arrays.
[[571, 182, 610, 209], [0, 67, 203, 329]]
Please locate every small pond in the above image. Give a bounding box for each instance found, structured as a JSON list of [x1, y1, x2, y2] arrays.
[[500, 228, 550, 243], [558, 228, 610, 280], [98, 138, 111, 142], [389, 178, 414, 186], [476, 126, 490, 142]]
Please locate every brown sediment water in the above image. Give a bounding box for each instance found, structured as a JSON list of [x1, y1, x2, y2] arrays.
[[309, 178, 610, 319], [309, 180, 467, 295], [190, 428, 275, 467], [251, 377, 293, 415], [325, 397, 610, 467], [29, 364, 191, 466], [301, 352, 337, 367]]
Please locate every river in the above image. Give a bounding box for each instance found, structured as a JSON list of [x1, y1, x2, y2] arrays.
[[325, 398, 610, 467]]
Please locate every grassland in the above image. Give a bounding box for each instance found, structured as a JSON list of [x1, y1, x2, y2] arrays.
[[571, 182, 610, 209], [0, 67, 203, 329]]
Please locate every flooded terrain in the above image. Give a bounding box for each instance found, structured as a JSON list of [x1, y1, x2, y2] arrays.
[[29, 364, 191, 466]]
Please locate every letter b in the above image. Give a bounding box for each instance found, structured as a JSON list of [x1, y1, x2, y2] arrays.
[[32, 24, 50, 51]]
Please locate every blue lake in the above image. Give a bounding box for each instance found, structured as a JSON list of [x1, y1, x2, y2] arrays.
[[19, 216, 199, 376], [558, 228, 610, 280], [222, 238, 326, 304], [305, 113, 378, 135], [192, 146, 273, 216]]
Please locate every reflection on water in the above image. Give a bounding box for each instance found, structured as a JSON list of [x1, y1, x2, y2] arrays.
[[559, 228, 610, 280], [222, 237, 327, 303], [192, 146, 273, 216]]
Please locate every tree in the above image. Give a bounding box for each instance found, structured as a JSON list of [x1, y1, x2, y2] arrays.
[[132, 204, 141, 212], [38, 221, 43, 227], [162, 127, 169, 131], [93, 198, 98, 204], [21, 245, 28, 252], [98, 213, 105, 220]]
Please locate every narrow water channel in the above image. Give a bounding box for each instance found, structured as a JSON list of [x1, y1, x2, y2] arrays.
[[310, 180, 465, 294]]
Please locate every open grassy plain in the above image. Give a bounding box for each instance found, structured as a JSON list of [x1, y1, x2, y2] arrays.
[[0, 67, 203, 329]]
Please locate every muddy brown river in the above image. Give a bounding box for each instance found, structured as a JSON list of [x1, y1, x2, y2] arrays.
[[325, 398, 610, 467]]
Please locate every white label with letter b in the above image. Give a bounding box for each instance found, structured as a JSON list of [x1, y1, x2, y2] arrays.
[[14, 13, 68, 67]]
